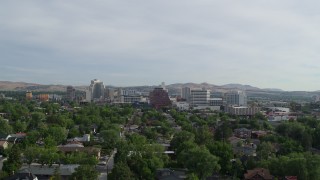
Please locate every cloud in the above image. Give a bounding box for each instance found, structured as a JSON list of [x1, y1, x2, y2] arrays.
[[0, 1, 320, 90]]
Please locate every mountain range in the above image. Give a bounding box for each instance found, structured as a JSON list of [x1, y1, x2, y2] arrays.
[[0, 81, 284, 92]]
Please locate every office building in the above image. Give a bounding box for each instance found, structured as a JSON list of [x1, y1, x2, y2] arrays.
[[181, 87, 191, 101], [209, 98, 223, 106], [66, 86, 76, 101], [225, 90, 247, 106], [190, 89, 210, 106], [121, 95, 143, 103]]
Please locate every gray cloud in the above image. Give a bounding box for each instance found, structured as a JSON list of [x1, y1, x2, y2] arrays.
[[1, 1, 320, 90]]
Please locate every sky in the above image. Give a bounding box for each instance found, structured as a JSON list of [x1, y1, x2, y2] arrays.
[[1, 1, 320, 91]]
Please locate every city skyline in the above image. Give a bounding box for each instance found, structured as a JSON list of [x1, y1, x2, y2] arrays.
[[1, 1, 320, 91]]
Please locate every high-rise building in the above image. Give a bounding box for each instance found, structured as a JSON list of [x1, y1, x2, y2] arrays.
[[89, 79, 105, 100], [149, 88, 171, 109], [181, 87, 191, 101], [85, 88, 91, 102], [225, 90, 247, 106], [26, 91, 32, 100], [190, 89, 210, 106], [66, 86, 76, 101]]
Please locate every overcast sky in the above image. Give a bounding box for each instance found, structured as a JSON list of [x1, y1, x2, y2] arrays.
[[1, 1, 320, 91]]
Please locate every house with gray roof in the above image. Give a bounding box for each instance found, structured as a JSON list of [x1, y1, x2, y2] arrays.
[[18, 164, 79, 180]]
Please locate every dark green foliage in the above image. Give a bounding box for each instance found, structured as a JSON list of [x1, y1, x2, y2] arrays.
[[207, 141, 233, 174], [2, 145, 22, 175], [178, 145, 220, 179], [71, 165, 99, 180], [108, 162, 134, 180]]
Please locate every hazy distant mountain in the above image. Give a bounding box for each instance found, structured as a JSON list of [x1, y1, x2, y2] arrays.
[[167, 82, 219, 90], [0, 81, 285, 92], [262, 88, 284, 92], [0, 81, 67, 92], [220, 83, 260, 91]]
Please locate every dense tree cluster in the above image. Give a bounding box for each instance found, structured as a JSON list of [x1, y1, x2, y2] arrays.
[[2, 96, 320, 179]]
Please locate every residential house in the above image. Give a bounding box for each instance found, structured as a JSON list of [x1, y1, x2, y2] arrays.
[[251, 130, 268, 139], [7, 133, 27, 144], [233, 145, 257, 157], [228, 136, 244, 148], [234, 128, 251, 139], [5, 172, 38, 180], [0, 134, 11, 141], [18, 164, 79, 180], [67, 134, 90, 143], [58, 143, 101, 159], [244, 168, 273, 180]]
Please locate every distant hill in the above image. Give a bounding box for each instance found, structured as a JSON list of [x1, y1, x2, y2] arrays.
[[0, 81, 285, 92], [220, 83, 260, 91], [0, 81, 67, 92], [262, 88, 284, 92], [167, 82, 219, 90], [167, 82, 283, 92]]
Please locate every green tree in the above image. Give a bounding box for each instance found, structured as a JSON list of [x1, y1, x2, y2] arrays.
[[108, 162, 134, 180], [29, 112, 45, 129], [187, 173, 199, 180], [195, 126, 213, 146], [25, 130, 41, 145], [231, 159, 244, 179], [171, 130, 195, 151], [50, 167, 62, 180], [38, 148, 59, 167], [207, 141, 233, 174], [214, 122, 232, 141], [46, 126, 67, 144], [178, 146, 220, 179], [24, 146, 40, 165], [101, 129, 120, 152], [13, 120, 27, 133], [71, 165, 99, 180], [2, 145, 22, 175], [0, 119, 13, 134], [257, 142, 274, 160]]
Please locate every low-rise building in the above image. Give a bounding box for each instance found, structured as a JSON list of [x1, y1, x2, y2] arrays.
[[174, 102, 190, 111], [225, 106, 260, 116], [67, 134, 90, 143], [209, 98, 223, 106], [5, 172, 38, 180], [18, 164, 79, 180], [251, 130, 268, 139], [244, 168, 273, 180], [121, 95, 143, 103], [58, 144, 101, 159]]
